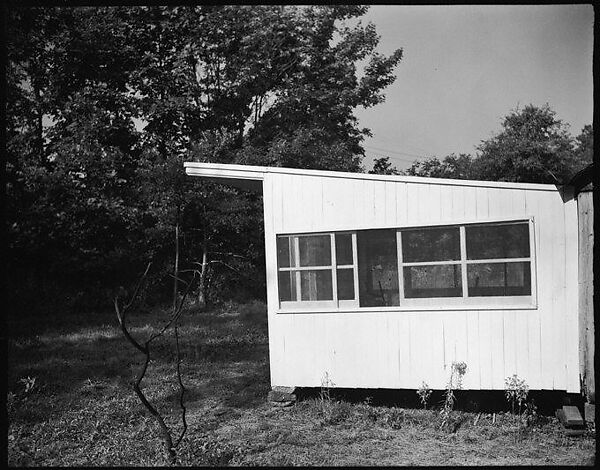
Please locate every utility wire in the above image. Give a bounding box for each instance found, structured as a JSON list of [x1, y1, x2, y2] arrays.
[[363, 150, 422, 164], [364, 144, 426, 159]]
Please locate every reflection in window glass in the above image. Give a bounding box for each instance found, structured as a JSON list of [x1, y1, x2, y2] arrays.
[[299, 235, 331, 266], [335, 234, 353, 265], [276, 236, 293, 268], [357, 229, 399, 307], [337, 268, 355, 300], [467, 262, 531, 296], [300, 270, 333, 301], [466, 223, 530, 260], [402, 227, 460, 263], [278, 271, 296, 302], [404, 265, 462, 298]]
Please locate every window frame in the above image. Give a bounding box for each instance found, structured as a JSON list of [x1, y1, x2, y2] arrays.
[[277, 232, 360, 310], [275, 217, 537, 313]]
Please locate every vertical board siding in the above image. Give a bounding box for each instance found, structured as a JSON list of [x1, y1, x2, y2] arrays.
[[578, 192, 594, 398], [564, 196, 580, 393], [465, 311, 481, 389], [265, 173, 579, 392]]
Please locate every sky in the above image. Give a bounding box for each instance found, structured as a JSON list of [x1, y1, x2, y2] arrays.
[[353, 5, 594, 171]]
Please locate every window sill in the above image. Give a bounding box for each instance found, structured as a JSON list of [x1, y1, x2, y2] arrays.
[[274, 302, 538, 314]]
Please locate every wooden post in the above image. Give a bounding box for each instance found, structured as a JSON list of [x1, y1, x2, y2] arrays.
[[578, 190, 594, 403]]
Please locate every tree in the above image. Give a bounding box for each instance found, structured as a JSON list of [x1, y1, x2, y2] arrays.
[[6, 5, 403, 312], [407, 104, 591, 184], [473, 104, 578, 184], [369, 156, 400, 175], [572, 124, 593, 170], [404, 153, 475, 179]]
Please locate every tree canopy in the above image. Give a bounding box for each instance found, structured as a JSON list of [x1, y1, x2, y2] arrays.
[[406, 104, 592, 184], [6, 5, 403, 312]]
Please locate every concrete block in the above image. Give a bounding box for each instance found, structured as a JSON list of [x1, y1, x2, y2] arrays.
[[268, 390, 297, 403], [561, 405, 584, 427], [272, 386, 296, 394]]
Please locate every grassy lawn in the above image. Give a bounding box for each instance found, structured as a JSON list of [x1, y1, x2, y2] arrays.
[[7, 301, 596, 466]]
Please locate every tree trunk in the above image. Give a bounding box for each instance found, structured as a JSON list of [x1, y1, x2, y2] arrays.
[[197, 232, 208, 309]]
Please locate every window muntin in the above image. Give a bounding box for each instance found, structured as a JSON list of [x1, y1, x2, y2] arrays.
[[277, 232, 357, 306], [464, 221, 532, 298], [276, 219, 534, 310]]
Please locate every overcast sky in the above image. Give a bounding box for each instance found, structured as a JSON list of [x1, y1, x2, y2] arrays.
[[353, 4, 594, 171]]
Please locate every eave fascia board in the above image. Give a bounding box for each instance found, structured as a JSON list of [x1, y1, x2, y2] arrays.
[[184, 162, 560, 192]]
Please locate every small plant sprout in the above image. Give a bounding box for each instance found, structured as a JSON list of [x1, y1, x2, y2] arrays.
[[504, 374, 529, 416], [19, 376, 37, 395], [416, 381, 432, 409], [440, 361, 467, 430]]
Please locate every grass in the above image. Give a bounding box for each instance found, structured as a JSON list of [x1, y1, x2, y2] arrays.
[[7, 300, 596, 466]]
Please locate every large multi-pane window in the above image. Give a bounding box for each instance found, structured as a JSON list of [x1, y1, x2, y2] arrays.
[[276, 220, 534, 310], [277, 233, 358, 308]]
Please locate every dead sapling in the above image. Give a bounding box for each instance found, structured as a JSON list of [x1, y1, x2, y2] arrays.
[[114, 225, 198, 464]]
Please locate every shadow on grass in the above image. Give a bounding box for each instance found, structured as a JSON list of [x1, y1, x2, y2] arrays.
[[8, 304, 271, 419]]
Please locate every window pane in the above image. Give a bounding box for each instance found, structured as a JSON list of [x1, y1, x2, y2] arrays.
[[466, 223, 530, 260], [357, 229, 399, 307], [278, 271, 296, 301], [335, 233, 353, 266], [299, 235, 331, 266], [404, 265, 462, 298], [300, 270, 333, 301], [277, 236, 294, 268], [467, 262, 531, 296], [402, 227, 460, 262], [337, 268, 355, 300]]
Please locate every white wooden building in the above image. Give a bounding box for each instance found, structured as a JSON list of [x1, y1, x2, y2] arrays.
[[185, 162, 581, 393]]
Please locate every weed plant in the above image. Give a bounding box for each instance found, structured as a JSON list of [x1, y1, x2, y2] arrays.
[[416, 381, 432, 409], [440, 361, 467, 431], [504, 374, 529, 416]]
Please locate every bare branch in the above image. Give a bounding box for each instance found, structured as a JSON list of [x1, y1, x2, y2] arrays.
[[133, 344, 175, 463], [173, 324, 187, 448], [206, 259, 241, 273], [114, 298, 147, 354], [124, 262, 152, 311], [207, 251, 249, 260], [148, 272, 198, 343], [166, 272, 190, 287]]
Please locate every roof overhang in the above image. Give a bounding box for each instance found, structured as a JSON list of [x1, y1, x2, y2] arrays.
[[184, 162, 561, 192], [185, 163, 264, 191]]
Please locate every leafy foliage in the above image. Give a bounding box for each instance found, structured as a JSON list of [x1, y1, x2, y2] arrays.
[[369, 156, 400, 175], [6, 5, 403, 313], [406, 104, 592, 184], [504, 374, 529, 416]]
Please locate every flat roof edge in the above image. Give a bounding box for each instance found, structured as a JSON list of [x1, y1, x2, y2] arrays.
[[184, 162, 559, 191]]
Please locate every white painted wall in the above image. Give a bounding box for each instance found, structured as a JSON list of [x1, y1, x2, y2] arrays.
[[262, 171, 579, 393]]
